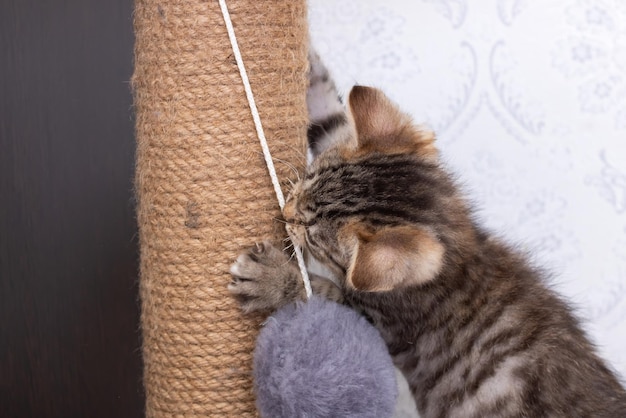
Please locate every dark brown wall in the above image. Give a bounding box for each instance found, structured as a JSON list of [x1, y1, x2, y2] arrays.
[[0, 1, 144, 417]]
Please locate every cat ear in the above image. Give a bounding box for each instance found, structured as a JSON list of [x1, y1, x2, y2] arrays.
[[347, 86, 437, 160], [342, 224, 445, 292]]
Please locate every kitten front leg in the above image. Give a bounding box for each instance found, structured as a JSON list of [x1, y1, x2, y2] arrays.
[[229, 241, 305, 313], [307, 48, 343, 122], [228, 240, 343, 313], [306, 48, 352, 160]]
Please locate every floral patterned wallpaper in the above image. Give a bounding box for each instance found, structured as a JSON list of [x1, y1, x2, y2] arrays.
[[309, 0, 626, 379]]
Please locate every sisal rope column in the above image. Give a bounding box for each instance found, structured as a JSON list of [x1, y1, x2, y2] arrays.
[[132, 0, 308, 416]]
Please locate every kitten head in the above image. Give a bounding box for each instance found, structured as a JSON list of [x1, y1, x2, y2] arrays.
[[286, 86, 467, 292]]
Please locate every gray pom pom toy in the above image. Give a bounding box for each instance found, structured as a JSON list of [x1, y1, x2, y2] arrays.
[[253, 296, 398, 418]]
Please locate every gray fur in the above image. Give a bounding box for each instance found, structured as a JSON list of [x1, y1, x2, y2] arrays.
[[254, 296, 398, 418]]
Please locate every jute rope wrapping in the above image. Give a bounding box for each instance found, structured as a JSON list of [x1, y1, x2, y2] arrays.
[[133, 1, 308, 416]]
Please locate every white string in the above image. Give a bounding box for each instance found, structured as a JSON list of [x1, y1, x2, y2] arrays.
[[218, 0, 312, 298]]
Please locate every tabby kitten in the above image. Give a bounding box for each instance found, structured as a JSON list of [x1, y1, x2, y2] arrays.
[[229, 52, 626, 417]]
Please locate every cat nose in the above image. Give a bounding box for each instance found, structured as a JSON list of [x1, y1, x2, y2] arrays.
[[283, 199, 296, 221]]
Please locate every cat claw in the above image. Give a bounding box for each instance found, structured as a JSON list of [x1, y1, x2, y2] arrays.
[[228, 240, 302, 313]]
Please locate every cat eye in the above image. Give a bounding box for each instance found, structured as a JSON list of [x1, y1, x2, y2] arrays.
[[286, 218, 316, 228]]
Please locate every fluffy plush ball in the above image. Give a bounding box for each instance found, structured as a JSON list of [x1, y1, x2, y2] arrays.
[[253, 296, 398, 418]]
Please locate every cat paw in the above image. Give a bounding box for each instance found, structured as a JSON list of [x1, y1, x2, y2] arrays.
[[228, 241, 303, 313]]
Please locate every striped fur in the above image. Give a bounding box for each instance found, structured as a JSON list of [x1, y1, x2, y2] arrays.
[[230, 51, 626, 417], [306, 49, 353, 163]]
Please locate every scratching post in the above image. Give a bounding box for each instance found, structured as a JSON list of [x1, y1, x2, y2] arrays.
[[133, 0, 308, 416]]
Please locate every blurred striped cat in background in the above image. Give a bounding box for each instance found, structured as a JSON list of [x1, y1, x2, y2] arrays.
[[229, 50, 626, 417]]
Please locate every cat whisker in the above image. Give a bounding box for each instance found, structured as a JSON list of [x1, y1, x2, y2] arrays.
[[272, 156, 301, 182], [272, 217, 309, 230], [273, 217, 293, 226], [286, 181, 298, 199], [281, 143, 308, 166], [284, 243, 295, 254], [252, 150, 303, 182]]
